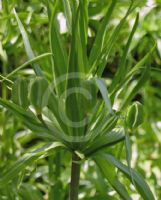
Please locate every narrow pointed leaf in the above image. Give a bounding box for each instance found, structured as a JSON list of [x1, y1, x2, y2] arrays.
[[13, 9, 43, 76], [0, 98, 55, 139], [95, 78, 113, 114], [0, 142, 65, 187], [6, 53, 52, 79], [121, 65, 150, 109], [125, 131, 135, 186], [110, 13, 139, 91], [62, 0, 72, 33], [84, 128, 125, 156], [89, 0, 117, 69], [94, 154, 132, 200], [49, 1, 68, 95], [100, 154, 156, 200], [110, 44, 156, 101], [90, 2, 133, 76]]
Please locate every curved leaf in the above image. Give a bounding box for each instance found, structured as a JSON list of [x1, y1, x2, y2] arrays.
[[94, 154, 132, 200], [0, 142, 65, 188], [96, 153, 156, 200], [13, 9, 43, 76], [84, 128, 125, 156], [0, 98, 55, 139]]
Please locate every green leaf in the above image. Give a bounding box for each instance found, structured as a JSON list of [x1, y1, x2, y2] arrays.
[[120, 65, 150, 109], [48, 92, 71, 137], [49, 180, 64, 200], [84, 128, 125, 156], [62, 0, 72, 33], [94, 154, 132, 200], [13, 9, 43, 76], [0, 98, 55, 139], [0, 142, 65, 188], [95, 78, 113, 114], [126, 102, 144, 130], [65, 1, 90, 137], [110, 44, 156, 101], [125, 131, 135, 186], [29, 77, 49, 114], [87, 111, 118, 141], [6, 53, 52, 79], [110, 13, 139, 92], [12, 78, 29, 110], [49, 1, 68, 95], [100, 154, 156, 200], [89, 0, 117, 69], [18, 184, 43, 200], [84, 195, 118, 200], [68, 1, 88, 75], [90, 2, 133, 76]]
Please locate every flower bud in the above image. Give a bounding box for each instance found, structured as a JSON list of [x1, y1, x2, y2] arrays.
[[12, 78, 29, 109], [29, 77, 49, 113], [126, 101, 144, 129]]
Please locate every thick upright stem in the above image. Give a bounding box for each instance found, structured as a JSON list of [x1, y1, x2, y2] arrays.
[[69, 153, 81, 200]]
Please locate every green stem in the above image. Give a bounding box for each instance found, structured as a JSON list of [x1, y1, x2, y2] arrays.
[[69, 153, 81, 200]]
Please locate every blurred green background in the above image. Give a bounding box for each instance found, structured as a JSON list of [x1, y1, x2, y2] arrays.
[[0, 0, 161, 199]]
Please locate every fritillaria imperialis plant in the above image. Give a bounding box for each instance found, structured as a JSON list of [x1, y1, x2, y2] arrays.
[[0, 0, 156, 200]]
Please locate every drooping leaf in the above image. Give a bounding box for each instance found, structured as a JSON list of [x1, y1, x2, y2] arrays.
[[97, 153, 156, 200], [0, 142, 65, 188], [13, 9, 43, 76], [125, 131, 135, 186], [95, 78, 113, 114], [0, 98, 55, 139], [84, 128, 125, 156], [6, 53, 52, 79], [94, 153, 132, 200], [120, 65, 150, 109]]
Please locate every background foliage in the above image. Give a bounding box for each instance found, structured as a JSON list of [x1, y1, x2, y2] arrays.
[[0, 0, 161, 199]]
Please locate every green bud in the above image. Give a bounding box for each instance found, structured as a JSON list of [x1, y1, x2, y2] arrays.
[[12, 78, 29, 109], [126, 102, 144, 130], [29, 77, 49, 114]]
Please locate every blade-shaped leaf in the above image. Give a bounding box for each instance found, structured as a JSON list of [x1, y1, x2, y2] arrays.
[[120, 65, 150, 109], [110, 44, 156, 101], [89, 0, 117, 69], [94, 154, 132, 200], [98, 154, 156, 200], [66, 1, 89, 137], [13, 9, 43, 76], [95, 78, 113, 114], [125, 131, 135, 186], [6, 53, 52, 79], [18, 184, 43, 200], [49, 1, 68, 95], [62, 0, 72, 33], [84, 128, 125, 156], [90, 2, 133, 76], [0, 98, 56, 139], [110, 13, 139, 92], [0, 142, 65, 188]]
